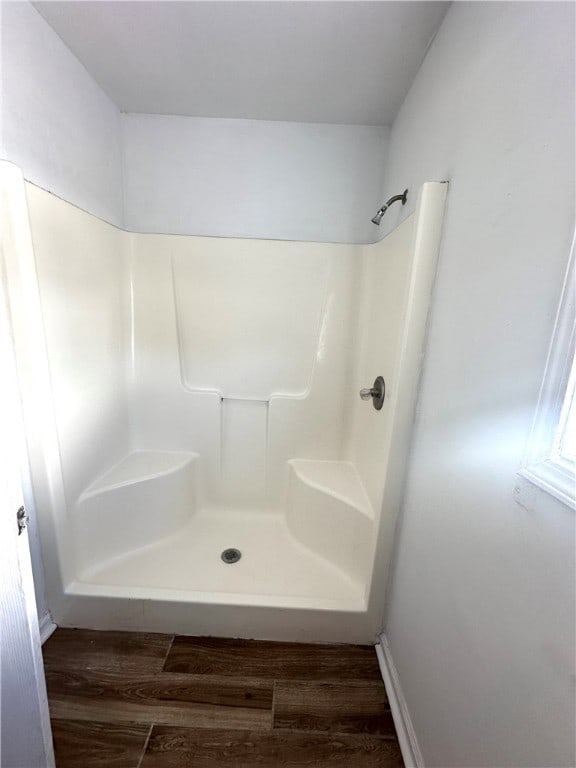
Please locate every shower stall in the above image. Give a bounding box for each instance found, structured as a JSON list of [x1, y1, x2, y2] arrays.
[[2, 161, 446, 643]]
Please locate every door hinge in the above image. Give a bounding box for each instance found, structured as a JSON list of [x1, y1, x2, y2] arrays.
[[17, 505, 28, 535]]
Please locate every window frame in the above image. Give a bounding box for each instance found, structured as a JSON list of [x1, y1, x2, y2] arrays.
[[518, 238, 575, 510]]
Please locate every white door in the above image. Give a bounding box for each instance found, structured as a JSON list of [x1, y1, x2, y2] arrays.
[[0, 259, 54, 767]]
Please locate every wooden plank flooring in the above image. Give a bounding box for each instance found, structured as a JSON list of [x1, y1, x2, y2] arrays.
[[43, 628, 172, 673], [49, 720, 150, 768], [141, 726, 404, 768], [164, 636, 383, 680], [43, 629, 404, 767], [273, 680, 396, 736]]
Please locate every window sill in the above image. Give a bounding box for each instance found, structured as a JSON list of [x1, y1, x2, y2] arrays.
[[517, 459, 575, 510]]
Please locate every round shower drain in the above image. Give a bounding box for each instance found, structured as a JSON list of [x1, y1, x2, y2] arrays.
[[221, 548, 242, 564]]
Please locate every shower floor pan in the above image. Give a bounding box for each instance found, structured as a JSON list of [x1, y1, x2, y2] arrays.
[[60, 451, 375, 641], [70, 508, 365, 611]]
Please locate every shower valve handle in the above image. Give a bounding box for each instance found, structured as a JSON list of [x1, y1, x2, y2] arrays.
[[359, 376, 386, 411]]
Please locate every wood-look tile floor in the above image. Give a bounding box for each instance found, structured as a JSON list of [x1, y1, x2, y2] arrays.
[[43, 629, 404, 767]]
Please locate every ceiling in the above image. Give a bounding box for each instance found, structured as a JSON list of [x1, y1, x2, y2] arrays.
[[34, 1, 449, 126]]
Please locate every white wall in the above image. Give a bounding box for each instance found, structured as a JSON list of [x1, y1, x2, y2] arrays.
[[0, 1, 389, 245], [122, 114, 388, 243], [0, 1, 123, 226], [380, 3, 575, 767]]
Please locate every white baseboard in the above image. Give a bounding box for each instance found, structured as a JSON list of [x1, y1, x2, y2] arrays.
[[38, 611, 57, 645], [376, 633, 424, 768]]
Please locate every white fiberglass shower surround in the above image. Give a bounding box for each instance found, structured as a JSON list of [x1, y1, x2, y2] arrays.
[[2, 161, 446, 643]]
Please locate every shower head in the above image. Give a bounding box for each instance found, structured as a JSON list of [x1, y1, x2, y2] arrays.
[[371, 189, 408, 225]]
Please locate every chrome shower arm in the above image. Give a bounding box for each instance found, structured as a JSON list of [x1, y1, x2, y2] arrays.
[[371, 189, 408, 225], [383, 191, 408, 208]]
